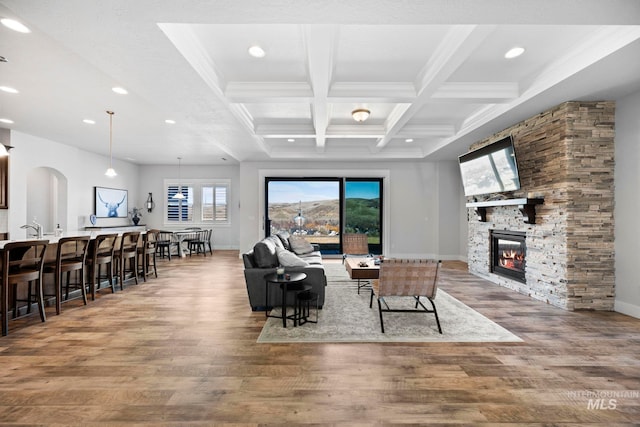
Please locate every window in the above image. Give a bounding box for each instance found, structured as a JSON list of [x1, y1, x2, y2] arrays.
[[264, 177, 382, 254], [165, 179, 230, 225], [202, 184, 228, 222]]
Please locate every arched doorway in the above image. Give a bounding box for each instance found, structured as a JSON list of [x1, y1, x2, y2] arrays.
[[26, 167, 67, 234]]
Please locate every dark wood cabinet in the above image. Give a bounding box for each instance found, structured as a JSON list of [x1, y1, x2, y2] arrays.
[[0, 154, 7, 209]]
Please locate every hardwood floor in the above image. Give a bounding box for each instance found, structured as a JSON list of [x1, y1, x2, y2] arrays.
[[1, 251, 639, 425]]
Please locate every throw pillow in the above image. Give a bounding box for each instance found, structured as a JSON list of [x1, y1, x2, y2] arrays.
[[288, 236, 315, 255], [276, 247, 309, 267], [253, 240, 279, 268], [276, 232, 291, 251]]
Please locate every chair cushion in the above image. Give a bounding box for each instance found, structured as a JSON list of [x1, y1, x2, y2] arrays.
[[276, 247, 309, 267], [253, 239, 279, 268], [289, 236, 315, 255]]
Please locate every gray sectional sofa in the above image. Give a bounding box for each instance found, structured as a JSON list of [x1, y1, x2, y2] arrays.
[[242, 233, 326, 311]]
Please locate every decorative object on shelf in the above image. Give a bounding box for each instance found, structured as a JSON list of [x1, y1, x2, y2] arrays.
[[351, 108, 370, 122], [89, 214, 97, 225], [105, 110, 117, 177], [172, 157, 185, 199], [128, 207, 143, 225], [146, 192, 155, 213]]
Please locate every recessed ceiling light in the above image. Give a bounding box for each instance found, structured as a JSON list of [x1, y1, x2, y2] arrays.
[[0, 118, 14, 124], [1, 18, 30, 33], [287, 138, 295, 142], [83, 119, 95, 124], [248, 45, 266, 58], [165, 119, 176, 124], [405, 138, 414, 143], [112, 86, 128, 95], [0, 86, 18, 94], [504, 47, 525, 59]]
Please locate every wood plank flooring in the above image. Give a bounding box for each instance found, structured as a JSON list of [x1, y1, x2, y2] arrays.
[[1, 251, 639, 425]]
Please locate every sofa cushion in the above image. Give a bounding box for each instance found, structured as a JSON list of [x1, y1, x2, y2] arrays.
[[276, 247, 309, 267], [289, 236, 315, 255], [253, 238, 279, 268]]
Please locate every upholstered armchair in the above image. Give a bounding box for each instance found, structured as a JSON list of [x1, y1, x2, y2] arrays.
[[369, 258, 442, 334]]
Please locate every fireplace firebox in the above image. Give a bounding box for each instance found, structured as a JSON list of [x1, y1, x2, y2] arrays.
[[491, 230, 526, 283]]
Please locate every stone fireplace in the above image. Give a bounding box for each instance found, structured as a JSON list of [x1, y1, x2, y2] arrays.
[[467, 101, 615, 311]]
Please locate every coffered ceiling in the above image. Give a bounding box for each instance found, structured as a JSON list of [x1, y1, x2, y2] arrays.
[[1, 0, 639, 165]]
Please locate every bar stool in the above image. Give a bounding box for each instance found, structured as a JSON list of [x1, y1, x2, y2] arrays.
[[1, 239, 49, 336], [137, 230, 158, 281], [43, 236, 91, 315], [86, 233, 118, 300], [114, 231, 140, 289]]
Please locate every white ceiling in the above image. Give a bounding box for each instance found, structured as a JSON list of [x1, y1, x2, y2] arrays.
[[1, 0, 639, 165]]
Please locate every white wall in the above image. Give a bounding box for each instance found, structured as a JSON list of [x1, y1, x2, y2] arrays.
[[239, 160, 464, 260], [614, 89, 640, 318], [138, 164, 241, 250], [8, 131, 139, 239]]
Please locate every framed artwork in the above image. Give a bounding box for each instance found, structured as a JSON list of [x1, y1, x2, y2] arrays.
[[94, 186, 128, 218]]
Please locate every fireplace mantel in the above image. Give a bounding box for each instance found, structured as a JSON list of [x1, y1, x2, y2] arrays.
[[466, 198, 544, 224]]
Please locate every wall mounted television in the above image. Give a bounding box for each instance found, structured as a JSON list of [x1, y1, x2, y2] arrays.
[[458, 135, 521, 197], [94, 186, 128, 218]]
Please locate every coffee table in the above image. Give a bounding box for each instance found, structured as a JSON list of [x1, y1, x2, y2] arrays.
[[344, 258, 380, 294]]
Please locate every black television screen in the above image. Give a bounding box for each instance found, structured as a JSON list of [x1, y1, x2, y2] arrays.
[[458, 136, 521, 197]]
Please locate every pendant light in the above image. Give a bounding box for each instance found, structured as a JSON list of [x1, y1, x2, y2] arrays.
[[104, 110, 117, 177], [172, 157, 185, 199]]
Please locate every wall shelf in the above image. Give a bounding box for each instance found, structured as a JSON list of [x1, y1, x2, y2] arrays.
[[466, 198, 544, 224]]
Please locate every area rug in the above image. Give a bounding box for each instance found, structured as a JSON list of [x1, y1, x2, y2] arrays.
[[257, 263, 522, 343]]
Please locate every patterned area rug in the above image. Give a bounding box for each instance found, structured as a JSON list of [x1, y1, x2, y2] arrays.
[[257, 263, 522, 343]]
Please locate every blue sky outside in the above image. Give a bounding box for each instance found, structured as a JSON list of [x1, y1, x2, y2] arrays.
[[268, 180, 380, 204], [268, 181, 339, 204], [345, 181, 380, 200]]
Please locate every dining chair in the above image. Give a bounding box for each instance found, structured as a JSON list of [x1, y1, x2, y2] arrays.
[[188, 229, 210, 256], [114, 231, 140, 289], [156, 231, 176, 261], [43, 236, 91, 315], [369, 258, 442, 334], [86, 233, 118, 300], [1, 239, 49, 336]]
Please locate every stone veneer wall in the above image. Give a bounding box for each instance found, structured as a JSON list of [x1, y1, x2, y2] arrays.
[[467, 101, 615, 311]]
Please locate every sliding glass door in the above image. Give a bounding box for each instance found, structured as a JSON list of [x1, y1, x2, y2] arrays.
[[345, 178, 382, 255], [265, 177, 382, 255]]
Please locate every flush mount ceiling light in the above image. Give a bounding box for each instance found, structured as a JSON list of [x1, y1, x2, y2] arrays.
[[173, 157, 185, 199], [352, 108, 370, 122], [112, 86, 128, 95], [504, 47, 525, 59], [105, 110, 117, 177], [1, 18, 30, 33], [248, 45, 266, 58]]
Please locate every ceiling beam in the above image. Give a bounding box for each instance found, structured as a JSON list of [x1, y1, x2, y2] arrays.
[[304, 25, 338, 151], [376, 25, 495, 149]]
